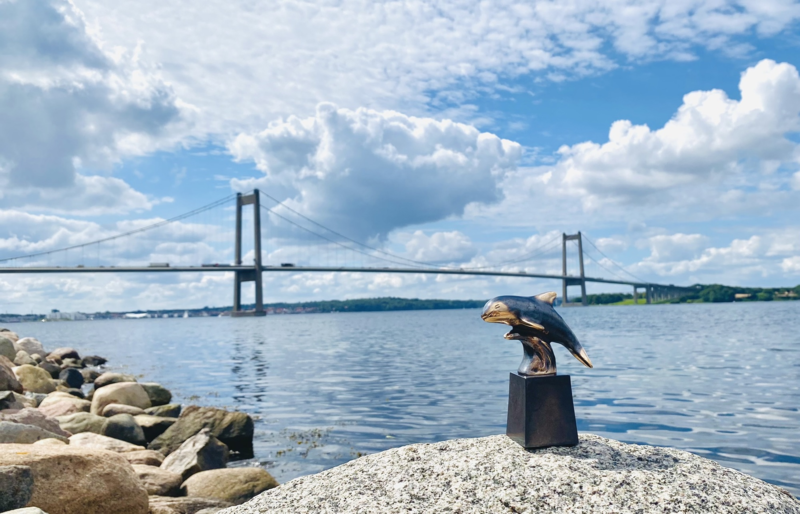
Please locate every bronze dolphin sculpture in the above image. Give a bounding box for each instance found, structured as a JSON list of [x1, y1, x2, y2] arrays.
[[481, 292, 593, 376]]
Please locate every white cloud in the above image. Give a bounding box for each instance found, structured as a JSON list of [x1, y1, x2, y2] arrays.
[[469, 59, 800, 227], [555, 59, 800, 209], [0, 209, 233, 267], [70, 0, 800, 136], [631, 228, 800, 282], [402, 231, 476, 263], [639, 233, 709, 263], [782, 256, 800, 273], [0, 0, 186, 213], [230, 104, 521, 241]]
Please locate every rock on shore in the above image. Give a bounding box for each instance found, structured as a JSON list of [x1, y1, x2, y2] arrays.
[[0, 444, 149, 514], [221, 434, 800, 514]]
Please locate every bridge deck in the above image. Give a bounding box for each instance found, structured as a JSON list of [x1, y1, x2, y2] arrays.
[[0, 265, 694, 289]]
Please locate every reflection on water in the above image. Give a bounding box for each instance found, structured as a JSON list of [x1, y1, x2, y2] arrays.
[[15, 301, 800, 495]]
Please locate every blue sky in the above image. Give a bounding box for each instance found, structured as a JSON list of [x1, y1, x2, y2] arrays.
[[2, 0, 800, 313]]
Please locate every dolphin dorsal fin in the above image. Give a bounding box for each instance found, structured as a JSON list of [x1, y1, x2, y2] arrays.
[[534, 291, 557, 305]]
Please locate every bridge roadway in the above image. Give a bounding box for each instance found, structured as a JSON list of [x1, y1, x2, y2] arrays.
[[0, 264, 688, 290]]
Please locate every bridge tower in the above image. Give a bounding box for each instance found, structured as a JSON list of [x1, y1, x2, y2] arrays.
[[561, 232, 587, 306], [232, 190, 266, 317]]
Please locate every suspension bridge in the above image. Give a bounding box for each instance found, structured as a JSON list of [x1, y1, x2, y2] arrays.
[[0, 190, 694, 315]]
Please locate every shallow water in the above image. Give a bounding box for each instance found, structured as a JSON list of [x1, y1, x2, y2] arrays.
[[12, 301, 800, 495]]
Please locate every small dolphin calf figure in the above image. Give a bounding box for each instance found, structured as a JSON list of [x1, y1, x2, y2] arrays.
[[481, 292, 593, 376]]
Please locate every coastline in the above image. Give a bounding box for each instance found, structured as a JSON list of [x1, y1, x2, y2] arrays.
[[1, 327, 277, 513]]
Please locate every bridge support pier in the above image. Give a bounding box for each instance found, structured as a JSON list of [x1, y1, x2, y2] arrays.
[[561, 232, 587, 307], [232, 190, 266, 317]]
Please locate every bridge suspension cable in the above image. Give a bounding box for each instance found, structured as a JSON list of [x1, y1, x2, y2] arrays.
[[0, 194, 238, 265], [581, 234, 645, 283], [259, 203, 441, 269]]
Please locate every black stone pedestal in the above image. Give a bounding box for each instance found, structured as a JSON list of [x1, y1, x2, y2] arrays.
[[506, 372, 578, 449]]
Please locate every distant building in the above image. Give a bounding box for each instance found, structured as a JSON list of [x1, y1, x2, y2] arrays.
[[734, 294, 752, 300], [46, 310, 88, 321], [123, 313, 148, 319]]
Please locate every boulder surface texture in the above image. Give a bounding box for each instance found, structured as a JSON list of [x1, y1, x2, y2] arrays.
[[148, 495, 233, 514], [182, 467, 278, 505], [219, 434, 800, 514], [0, 421, 68, 444], [161, 428, 229, 480], [0, 443, 149, 514], [150, 406, 253, 457], [90, 381, 151, 415], [0, 465, 34, 511], [13, 365, 55, 394]]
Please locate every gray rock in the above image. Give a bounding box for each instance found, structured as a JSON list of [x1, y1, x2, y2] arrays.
[[0, 391, 25, 411], [22, 392, 47, 407], [0, 421, 68, 444], [150, 406, 253, 458], [48, 347, 80, 361], [123, 449, 166, 467], [56, 411, 107, 435], [0, 336, 16, 361], [37, 393, 91, 418], [69, 432, 145, 453], [13, 365, 55, 394], [91, 381, 151, 415], [102, 403, 146, 417], [146, 403, 182, 418], [141, 382, 173, 406], [0, 442, 149, 514], [0, 408, 71, 438], [93, 372, 136, 389], [13, 351, 35, 367], [218, 434, 800, 514], [0, 465, 34, 512], [58, 368, 84, 389], [62, 387, 85, 399], [135, 414, 176, 442], [37, 361, 61, 379], [149, 495, 233, 514], [132, 464, 183, 496], [161, 428, 229, 481], [0, 329, 19, 343], [13, 338, 44, 358], [0, 363, 23, 394], [81, 355, 107, 367], [81, 368, 101, 384], [182, 468, 278, 505], [60, 357, 83, 369], [102, 413, 147, 446]]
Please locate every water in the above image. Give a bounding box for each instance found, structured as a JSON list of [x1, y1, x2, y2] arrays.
[[11, 301, 800, 496]]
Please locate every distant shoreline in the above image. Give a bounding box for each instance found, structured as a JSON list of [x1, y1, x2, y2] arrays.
[[3, 284, 799, 323]]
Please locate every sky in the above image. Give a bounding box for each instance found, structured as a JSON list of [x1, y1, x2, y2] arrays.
[[1, 0, 800, 313]]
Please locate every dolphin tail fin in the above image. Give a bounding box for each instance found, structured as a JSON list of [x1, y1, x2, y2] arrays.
[[567, 341, 594, 368]]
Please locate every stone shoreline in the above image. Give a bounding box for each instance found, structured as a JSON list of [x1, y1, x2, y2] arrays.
[[4, 326, 800, 514], [1, 327, 277, 514]]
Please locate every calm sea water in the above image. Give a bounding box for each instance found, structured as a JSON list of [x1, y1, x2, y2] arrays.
[[11, 301, 800, 495]]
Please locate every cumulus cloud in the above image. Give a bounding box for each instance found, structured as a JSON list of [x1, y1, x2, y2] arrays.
[[70, 0, 800, 135], [0, 209, 232, 267], [471, 59, 800, 226], [0, 0, 185, 213], [401, 231, 476, 263], [631, 228, 800, 282], [638, 233, 709, 263], [230, 104, 521, 241]]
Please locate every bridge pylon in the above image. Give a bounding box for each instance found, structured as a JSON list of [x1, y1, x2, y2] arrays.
[[561, 232, 587, 306], [232, 189, 266, 317]]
